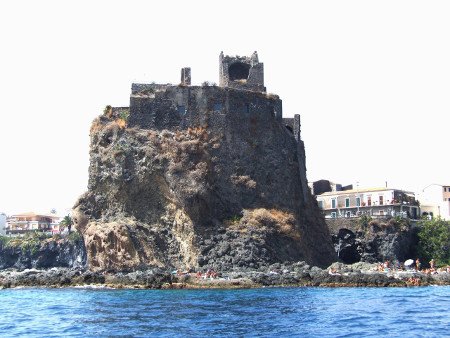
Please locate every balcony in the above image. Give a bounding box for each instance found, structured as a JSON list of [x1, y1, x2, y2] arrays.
[[6, 228, 52, 236]]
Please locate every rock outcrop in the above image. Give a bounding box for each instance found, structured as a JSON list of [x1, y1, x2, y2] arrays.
[[0, 234, 86, 270], [327, 217, 419, 264], [74, 110, 336, 272], [2, 262, 449, 289], [73, 81, 336, 272]]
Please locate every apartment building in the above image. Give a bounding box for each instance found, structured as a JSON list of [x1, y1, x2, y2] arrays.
[[0, 213, 6, 236], [6, 212, 60, 235], [418, 184, 450, 220], [316, 187, 419, 219]]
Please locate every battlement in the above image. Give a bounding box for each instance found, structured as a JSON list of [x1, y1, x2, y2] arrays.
[[282, 115, 301, 142], [219, 51, 265, 92], [121, 53, 307, 143]]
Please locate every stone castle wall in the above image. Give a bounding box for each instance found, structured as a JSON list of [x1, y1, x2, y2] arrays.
[[125, 83, 309, 200], [73, 52, 338, 271], [128, 84, 282, 131]]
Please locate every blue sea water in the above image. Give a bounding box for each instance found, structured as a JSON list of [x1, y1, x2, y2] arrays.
[[0, 286, 449, 337]]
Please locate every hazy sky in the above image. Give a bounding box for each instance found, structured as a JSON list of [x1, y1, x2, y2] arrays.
[[0, 1, 449, 215]]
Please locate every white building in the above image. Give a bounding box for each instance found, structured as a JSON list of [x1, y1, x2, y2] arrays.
[[316, 187, 420, 219], [0, 213, 6, 236], [6, 212, 60, 235], [417, 184, 450, 220]]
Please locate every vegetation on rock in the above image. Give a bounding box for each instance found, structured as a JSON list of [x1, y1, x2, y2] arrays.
[[73, 102, 336, 272], [4, 232, 50, 254], [417, 217, 450, 266], [60, 214, 73, 233]]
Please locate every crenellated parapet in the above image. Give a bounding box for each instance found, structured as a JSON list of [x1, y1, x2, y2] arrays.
[[219, 51, 265, 93], [119, 53, 307, 144], [282, 115, 301, 142]]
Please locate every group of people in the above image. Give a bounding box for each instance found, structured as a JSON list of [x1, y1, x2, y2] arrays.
[[195, 269, 218, 279], [376, 260, 401, 272], [375, 258, 450, 274], [406, 277, 421, 286], [173, 268, 219, 280], [414, 258, 450, 274]]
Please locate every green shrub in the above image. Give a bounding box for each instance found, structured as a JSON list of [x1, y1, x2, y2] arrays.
[[417, 217, 450, 266], [229, 215, 242, 224], [52, 233, 63, 241], [103, 105, 112, 115], [0, 235, 11, 248], [68, 231, 82, 244], [358, 215, 372, 227], [388, 216, 409, 231], [5, 232, 50, 255], [119, 110, 130, 121]]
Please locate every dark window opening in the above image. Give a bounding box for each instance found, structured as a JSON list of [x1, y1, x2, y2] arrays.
[[229, 62, 250, 81], [177, 105, 186, 115], [285, 125, 293, 133]]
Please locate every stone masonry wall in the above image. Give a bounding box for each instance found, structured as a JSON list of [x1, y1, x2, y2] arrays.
[[128, 85, 283, 131]]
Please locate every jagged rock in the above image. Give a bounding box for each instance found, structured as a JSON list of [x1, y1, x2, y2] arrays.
[[0, 236, 86, 270], [332, 228, 361, 264], [328, 219, 419, 264], [73, 72, 336, 272]]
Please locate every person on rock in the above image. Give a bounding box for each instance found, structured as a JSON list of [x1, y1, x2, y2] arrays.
[[429, 259, 435, 270], [415, 258, 421, 271]]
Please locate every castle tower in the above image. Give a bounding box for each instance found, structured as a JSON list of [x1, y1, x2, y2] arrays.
[[219, 51, 266, 92], [181, 67, 191, 86]]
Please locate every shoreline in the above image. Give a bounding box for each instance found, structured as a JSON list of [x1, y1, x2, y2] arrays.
[[1, 263, 449, 290]]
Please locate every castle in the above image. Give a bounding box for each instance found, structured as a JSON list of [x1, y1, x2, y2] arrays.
[[73, 52, 336, 272], [118, 52, 302, 145]]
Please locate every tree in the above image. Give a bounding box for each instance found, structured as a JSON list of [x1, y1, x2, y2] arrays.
[[60, 215, 73, 234], [417, 217, 450, 266]]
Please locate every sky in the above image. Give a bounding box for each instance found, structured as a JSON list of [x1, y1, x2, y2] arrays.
[[0, 1, 449, 216]]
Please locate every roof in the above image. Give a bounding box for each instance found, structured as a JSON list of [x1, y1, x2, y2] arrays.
[[317, 187, 415, 197], [10, 212, 60, 219]]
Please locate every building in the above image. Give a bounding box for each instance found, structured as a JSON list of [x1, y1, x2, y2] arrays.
[[127, 52, 284, 133], [219, 51, 265, 92], [309, 179, 353, 196], [316, 187, 420, 219], [6, 212, 61, 235], [111, 52, 311, 202], [417, 184, 450, 220], [0, 213, 6, 236]]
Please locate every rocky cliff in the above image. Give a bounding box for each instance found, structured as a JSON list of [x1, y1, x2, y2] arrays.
[[0, 233, 86, 270], [327, 217, 419, 264], [73, 90, 336, 272]]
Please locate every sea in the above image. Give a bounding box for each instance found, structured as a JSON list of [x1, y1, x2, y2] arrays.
[[0, 286, 448, 337]]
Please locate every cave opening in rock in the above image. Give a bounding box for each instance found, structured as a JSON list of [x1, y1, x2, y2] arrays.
[[229, 62, 250, 81]]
